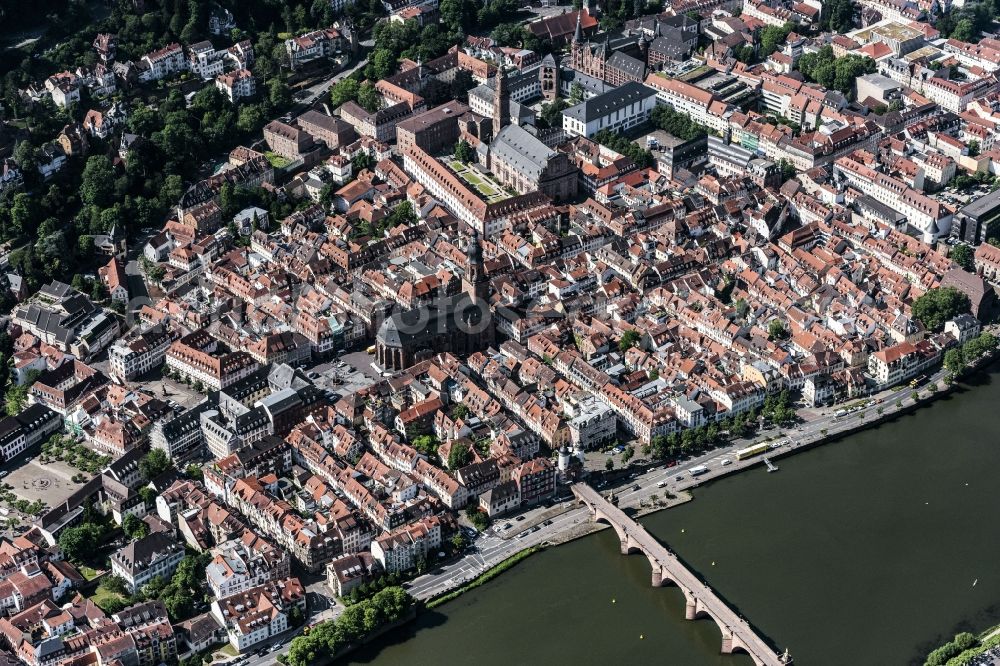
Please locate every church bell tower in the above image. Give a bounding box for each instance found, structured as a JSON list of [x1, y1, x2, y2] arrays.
[[463, 229, 489, 302], [493, 67, 511, 138]]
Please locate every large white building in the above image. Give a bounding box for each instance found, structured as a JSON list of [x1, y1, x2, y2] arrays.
[[867, 340, 938, 386], [216, 68, 256, 103], [110, 532, 185, 593], [0, 404, 61, 463], [566, 396, 617, 450], [922, 76, 999, 114], [109, 326, 178, 381], [284, 26, 343, 70], [139, 43, 186, 82], [206, 537, 291, 600], [210, 578, 305, 652], [643, 74, 731, 135], [834, 155, 953, 242], [188, 41, 226, 79], [562, 81, 657, 138], [165, 331, 260, 392], [370, 514, 443, 573], [12, 281, 120, 362]]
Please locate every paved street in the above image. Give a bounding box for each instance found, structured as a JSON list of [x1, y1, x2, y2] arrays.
[[292, 40, 374, 110], [234, 359, 962, 666], [404, 366, 953, 602], [522, 2, 576, 21]]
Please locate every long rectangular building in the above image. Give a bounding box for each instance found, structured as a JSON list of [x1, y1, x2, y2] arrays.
[[402, 145, 550, 236], [834, 154, 952, 243], [561, 81, 657, 138], [396, 101, 469, 155]]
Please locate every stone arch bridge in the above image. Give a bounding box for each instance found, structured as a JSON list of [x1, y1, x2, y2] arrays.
[[572, 483, 791, 666]]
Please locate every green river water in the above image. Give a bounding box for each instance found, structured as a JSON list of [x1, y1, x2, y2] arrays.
[[350, 370, 1000, 666]]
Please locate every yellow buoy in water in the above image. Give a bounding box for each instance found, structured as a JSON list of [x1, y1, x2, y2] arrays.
[[712, 561, 716, 566], [640, 635, 644, 640], [681, 528, 685, 533], [612, 599, 616, 604]]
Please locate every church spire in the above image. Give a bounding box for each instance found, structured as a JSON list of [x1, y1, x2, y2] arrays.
[[573, 9, 582, 44], [464, 228, 488, 301]]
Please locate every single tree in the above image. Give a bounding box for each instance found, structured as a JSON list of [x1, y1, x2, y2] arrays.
[[619, 330, 640, 352], [949, 244, 974, 272], [139, 449, 172, 482]]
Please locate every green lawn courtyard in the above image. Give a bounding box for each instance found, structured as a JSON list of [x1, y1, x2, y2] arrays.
[[264, 151, 292, 169], [446, 156, 508, 203], [90, 585, 126, 610]]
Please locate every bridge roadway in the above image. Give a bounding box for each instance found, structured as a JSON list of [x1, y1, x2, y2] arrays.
[[572, 483, 791, 666]]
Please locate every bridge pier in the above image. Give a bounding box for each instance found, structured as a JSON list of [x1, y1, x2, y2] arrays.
[[685, 597, 697, 620], [571, 483, 786, 666], [720, 631, 734, 654]]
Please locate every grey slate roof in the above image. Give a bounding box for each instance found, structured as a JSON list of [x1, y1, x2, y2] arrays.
[[491, 124, 556, 181], [606, 51, 646, 79], [562, 81, 656, 124]]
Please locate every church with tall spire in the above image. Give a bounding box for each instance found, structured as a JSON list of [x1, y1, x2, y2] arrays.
[[471, 64, 578, 203], [462, 228, 490, 303], [374, 228, 495, 372]]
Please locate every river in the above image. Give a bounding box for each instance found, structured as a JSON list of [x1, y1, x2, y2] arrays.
[[350, 370, 1000, 666]]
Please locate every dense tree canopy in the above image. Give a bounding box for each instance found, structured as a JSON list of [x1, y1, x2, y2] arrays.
[[0, 0, 313, 301], [448, 442, 472, 470], [936, 0, 1000, 43], [822, 0, 854, 32], [330, 78, 361, 108], [950, 244, 974, 272], [539, 99, 569, 129], [650, 103, 708, 140], [285, 587, 413, 666], [798, 46, 876, 97], [759, 22, 793, 58], [912, 287, 971, 332], [139, 449, 173, 482], [593, 130, 654, 169], [58, 522, 104, 564]]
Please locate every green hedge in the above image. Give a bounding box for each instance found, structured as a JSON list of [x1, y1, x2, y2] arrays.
[[923, 624, 1000, 666], [427, 546, 542, 609]]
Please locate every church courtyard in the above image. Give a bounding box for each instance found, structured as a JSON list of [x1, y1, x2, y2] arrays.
[[448, 159, 510, 203]]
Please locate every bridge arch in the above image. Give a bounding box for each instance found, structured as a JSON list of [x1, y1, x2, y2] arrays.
[[591, 510, 633, 551], [570, 483, 789, 666]]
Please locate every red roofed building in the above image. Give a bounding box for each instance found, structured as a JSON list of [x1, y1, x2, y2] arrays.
[[98, 256, 128, 304], [284, 26, 342, 70], [512, 457, 556, 506], [527, 9, 598, 48]]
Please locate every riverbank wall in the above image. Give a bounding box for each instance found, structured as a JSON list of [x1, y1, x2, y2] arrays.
[[419, 354, 997, 611], [767, 353, 997, 467]]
